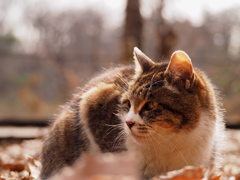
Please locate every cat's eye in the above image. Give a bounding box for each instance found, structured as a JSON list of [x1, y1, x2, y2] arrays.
[[144, 101, 158, 111], [122, 99, 131, 111]]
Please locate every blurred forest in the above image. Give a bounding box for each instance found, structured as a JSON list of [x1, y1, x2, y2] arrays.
[[0, 0, 240, 125]]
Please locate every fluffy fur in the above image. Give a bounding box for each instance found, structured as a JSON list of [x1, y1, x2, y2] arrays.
[[40, 48, 224, 180]]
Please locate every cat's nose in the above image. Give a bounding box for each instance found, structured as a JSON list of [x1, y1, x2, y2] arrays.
[[126, 121, 135, 129]]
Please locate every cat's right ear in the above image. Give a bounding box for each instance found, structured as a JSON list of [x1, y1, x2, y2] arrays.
[[133, 47, 155, 74], [165, 50, 194, 89]]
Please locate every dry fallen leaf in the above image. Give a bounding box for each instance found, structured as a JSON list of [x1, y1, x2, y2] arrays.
[[155, 166, 204, 180], [235, 175, 240, 180], [0, 139, 41, 180], [0, 130, 240, 180], [25, 157, 41, 179], [2, 162, 25, 172], [210, 175, 221, 180]]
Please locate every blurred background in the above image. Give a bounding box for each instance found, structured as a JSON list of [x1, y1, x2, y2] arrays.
[[0, 0, 240, 129]]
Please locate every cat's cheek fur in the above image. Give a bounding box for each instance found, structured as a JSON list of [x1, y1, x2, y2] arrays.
[[154, 120, 174, 129], [125, 111, 222, 178]]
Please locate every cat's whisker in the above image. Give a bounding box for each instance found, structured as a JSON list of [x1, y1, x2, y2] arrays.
[[148, 135, 158, 159], [145, 73, 156, 99], [103, 123, 123, 140], [112, 130, 125, 151], [153, 137, 188, 167], [149, 73, 156, 88], [153, 125, 177, 139], [151, 80, 165, 87], [150, 130, 189, 165], [103, 126, 117, 136], [105, 123, 123, 127], [142, 125, 166, 150], [144, 135, 151, 151], [118, 75, 129, 87], [154, 124, 189, 136], [116, 73, 129, 91]]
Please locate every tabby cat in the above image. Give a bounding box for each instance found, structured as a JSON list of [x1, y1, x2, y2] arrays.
[[40, 48, 224, 179]]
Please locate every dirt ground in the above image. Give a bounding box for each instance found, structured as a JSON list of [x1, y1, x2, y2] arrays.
[[0, 129, 239, 180]]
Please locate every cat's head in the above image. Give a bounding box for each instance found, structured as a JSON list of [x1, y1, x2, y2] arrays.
[[119, 47, 214, 144]]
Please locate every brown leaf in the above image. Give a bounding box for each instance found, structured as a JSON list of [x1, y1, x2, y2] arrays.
[[235, 175, 240, 180], [157, 166, 204, 180], [210, 175, 221, 180], [3, 163, 25, 172], [170, 167, 203, 180], [25, 158, 41, 179]]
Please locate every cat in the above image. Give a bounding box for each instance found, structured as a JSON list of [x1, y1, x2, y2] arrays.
[[40, 47, 225, 179]]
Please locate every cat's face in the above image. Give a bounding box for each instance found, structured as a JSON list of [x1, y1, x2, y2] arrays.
[[119, 48, 207, 144]]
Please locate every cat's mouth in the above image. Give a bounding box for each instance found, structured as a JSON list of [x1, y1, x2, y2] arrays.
[[129, 130, 152, 144], [126, 123, 151, 141], [131, 131, 150, 138]]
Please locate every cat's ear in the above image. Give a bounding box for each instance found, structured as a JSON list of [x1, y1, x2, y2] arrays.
[[165, 50, 194, 88], [133, 47, 155, 73]]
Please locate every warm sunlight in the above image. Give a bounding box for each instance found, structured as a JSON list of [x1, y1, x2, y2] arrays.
[[1, 0, 240, 179]]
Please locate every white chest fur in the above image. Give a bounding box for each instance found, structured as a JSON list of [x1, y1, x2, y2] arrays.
[[125, 111, 221, 178]]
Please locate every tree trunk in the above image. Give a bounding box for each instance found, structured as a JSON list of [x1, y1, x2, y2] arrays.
[[121, 0, 143, 64], [154, 0, 177, 59]]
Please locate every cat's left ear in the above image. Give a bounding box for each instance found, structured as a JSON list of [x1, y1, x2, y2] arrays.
[[133, 47, 155, 73], [165, 50, 194, 88]]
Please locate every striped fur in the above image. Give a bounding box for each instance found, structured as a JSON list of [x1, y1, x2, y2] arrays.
[[40, 48, 224, 179]]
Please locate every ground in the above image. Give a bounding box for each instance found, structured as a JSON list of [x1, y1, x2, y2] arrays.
[[0, 130, 239, 180]]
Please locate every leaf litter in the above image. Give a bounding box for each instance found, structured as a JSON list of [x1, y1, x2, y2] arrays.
[[0, 129, 239, 180]]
